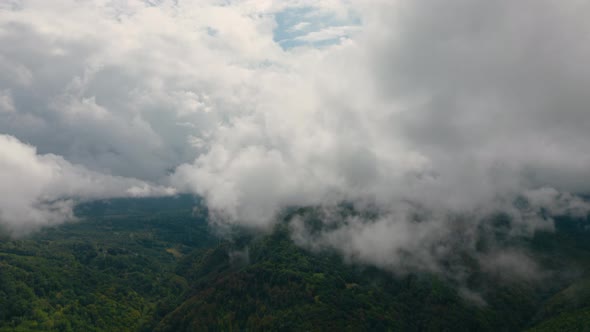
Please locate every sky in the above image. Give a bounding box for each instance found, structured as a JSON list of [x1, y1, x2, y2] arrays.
[[1, 0, 590, 274]]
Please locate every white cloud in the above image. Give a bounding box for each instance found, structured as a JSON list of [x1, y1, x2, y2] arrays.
[[294, 25, 360, 42], [290, 21, 311, 31], [0, 0, 589, 274], [0, 134, 174, 236], [169, 0, 590, 273], [0, 89, 15, 113]]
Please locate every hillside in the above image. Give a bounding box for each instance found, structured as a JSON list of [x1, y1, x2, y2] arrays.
[[1, 197, 589, 331]]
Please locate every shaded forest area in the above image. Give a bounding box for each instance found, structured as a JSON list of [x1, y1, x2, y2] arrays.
[[1, 196, 590, 331]]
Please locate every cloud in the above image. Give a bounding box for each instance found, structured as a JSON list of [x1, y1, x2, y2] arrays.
[[479, 250, 545, 281], [0, 89, 15, 113], [0, 134, 174, 236], [0, 0, 289, 179], [290, 21, 311, 32], [294, 25, 360, 42], [1, 0, 589, 274], [170, 0, 590, 273]]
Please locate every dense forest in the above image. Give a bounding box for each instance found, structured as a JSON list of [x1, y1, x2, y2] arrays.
[[1, 196, 590, 331]]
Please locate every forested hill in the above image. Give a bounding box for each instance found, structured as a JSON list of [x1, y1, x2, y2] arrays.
[[1, 197, 590, 331]]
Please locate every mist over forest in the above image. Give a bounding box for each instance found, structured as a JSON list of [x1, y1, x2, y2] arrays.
[[1, 1, 590, 331]]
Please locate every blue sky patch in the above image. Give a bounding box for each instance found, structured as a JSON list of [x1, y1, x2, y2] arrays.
[[273, 6, 361, 49]]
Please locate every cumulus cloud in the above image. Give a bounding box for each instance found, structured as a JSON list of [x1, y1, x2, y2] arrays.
[[171, 0, 590, 274], [1, 0, 589, 274], [0, 0, 289, 179], [0, 134, 174, 236]]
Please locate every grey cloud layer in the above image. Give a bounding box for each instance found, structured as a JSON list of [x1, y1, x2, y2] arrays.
[[1, 1, 590, 273]]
